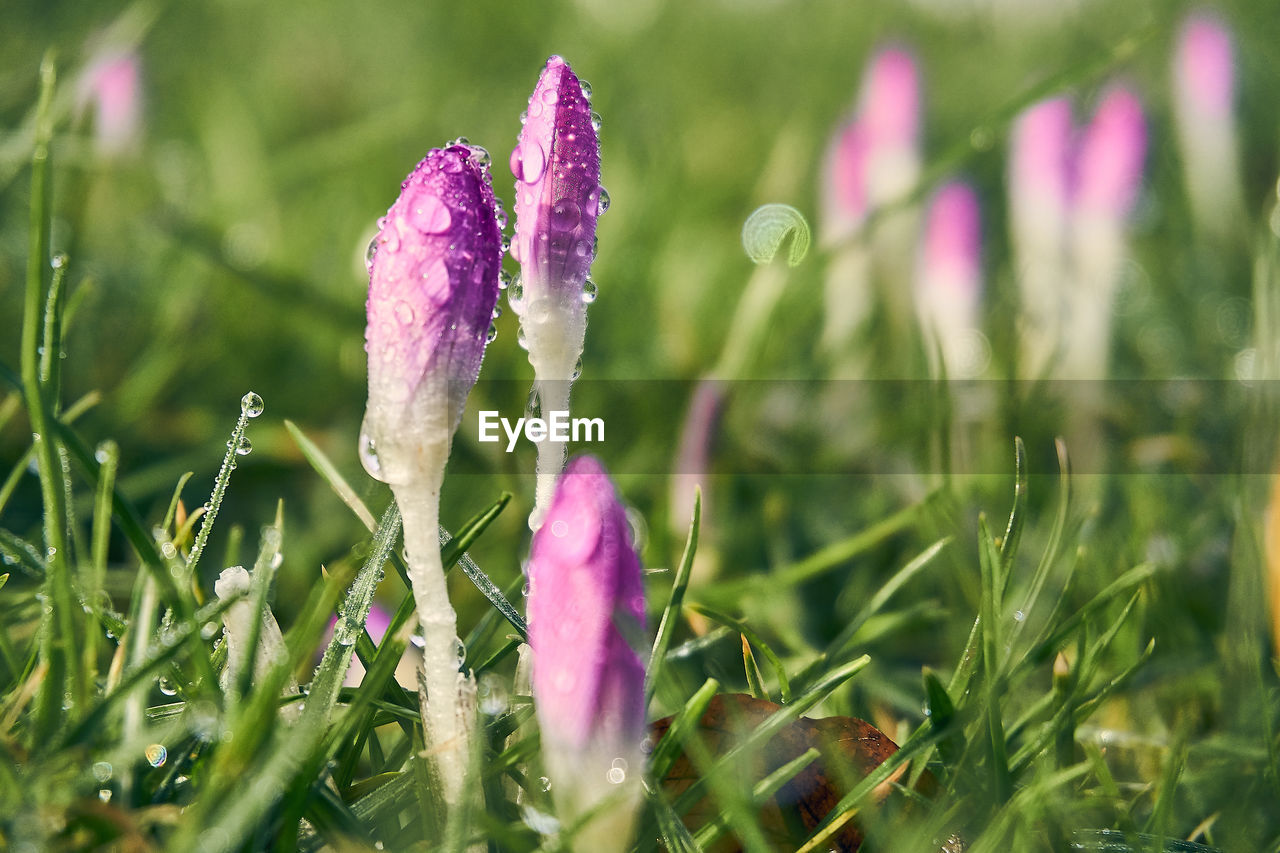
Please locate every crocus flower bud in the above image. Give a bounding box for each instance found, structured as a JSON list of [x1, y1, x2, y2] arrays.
[[1173, 11, 1243, 238], [1009, 98, 1073, 379], [77, 50, 142, 156], [362, 141, 502, 807], [215, 566, 300, 716], [1064, 85, 1146, 381], [527, 456, 645, 852], [916, 180, 985, 378], [1074, 85, 1147, 224], [819, 46, 921, 360], [511, 56, 603, 527]]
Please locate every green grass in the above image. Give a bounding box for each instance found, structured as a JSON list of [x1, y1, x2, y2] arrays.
[[4, 0, 1280, 850]]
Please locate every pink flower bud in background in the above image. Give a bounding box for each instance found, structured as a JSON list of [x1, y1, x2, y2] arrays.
[[527, 455, 645, 851], [819, 46, 921, 247], [361, 142, 503, 486], [1173, 11, 1244, 238], [78, 50, 142, 156], [916, 181, 986, 378], [1009, 98, 1073, 379], [510, 56, 604, 526], [1074, 85, 1147, 222], [819, 46, 921, 361], [361, 141, 502, 806], [1176, 12, 1233, 121]]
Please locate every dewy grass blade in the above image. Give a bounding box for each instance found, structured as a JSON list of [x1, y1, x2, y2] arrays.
[[86, 439, 118, 685], [175, 508, 397, 853], [794, 537, 950, 691], [705, 497, 928, 599], [186, 393, 261, 580], [997, 436, 1028, 596], [57, 593, 241, 749], [284, 419, 377, 531], [20, 52, 85, 741], [647, 488, 700, 709], [686, 603, 790, 703]]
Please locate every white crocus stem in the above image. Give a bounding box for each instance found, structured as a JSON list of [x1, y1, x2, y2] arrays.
[[393, 469, 475, 808]]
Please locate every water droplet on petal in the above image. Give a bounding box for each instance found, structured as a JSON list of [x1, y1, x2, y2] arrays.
[[516, 142, 546, 184], [486, 323, 498, 343], [579, 79, 592, 99], [551, 520, 568, 538], [498, 270, 512, 291], [541, 87, 559, 105], [365, 237, 379, 270], [495, 206, 509, 230], [550, 200, 581, 231], [240, 392, 264, 418], [516, 326, 528, 350], [408, 193, 452, 234], [468, 145, 491, 168], [394, 300, 415, 325], [571, 357, 583, 380], [358, 420, 387, 482], [528, 298, 551, 324], [582, 279, 598, 303], [590, 111, 602, 132], [596, 186, 611, 215]]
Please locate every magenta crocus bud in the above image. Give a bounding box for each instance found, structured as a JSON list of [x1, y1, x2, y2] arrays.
[[1065, 85, 1147, 381], [1174, 11, 1243, 237], [916, 181, 986, 378], [510, 56, 603, 529], [78, 50, 142, 156], [527, 455, 645, 852], [819, 46, 922, 360], [1074, 85, 1147, 222], [1009, 97, 1073, 379], [362, 141, 502, 806]]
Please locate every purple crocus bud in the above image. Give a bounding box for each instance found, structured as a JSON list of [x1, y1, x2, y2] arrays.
[[1176, 12, 1234, 121], [1009, 98, 1073, 379], [527, 455, 645, 851], [78, 50, 142, 156], [510, 56, 603, 527], [362, 143, 503, 486], [1074, 85, 1147, 222], [917, 181, 986, 378], [361, 141, 501, 807], [1174, 12, 1243, 237]]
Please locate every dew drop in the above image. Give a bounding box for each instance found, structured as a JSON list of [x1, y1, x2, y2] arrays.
[[492, 304, 503, 320], [160, 541, 178, 560], [240, 392, 264, 418], [358, 422, 388, 483], [394, 300, 415, 325], [541, 87, 559, 105], [509, 275, 525, 309], [453, 638, 467, 666], [596, 186, 611, 215], [408, 193, 452, 234], [515, 142, 546, 184], [526, 387, 542, 419], [539, 775, 552, 792], [486, 323, 498, 343], [498, 270, 513, 291], [500, 235, 512, 254], [516, 326, 528, 350], [581, 279, 598, 303], [551, 519, 568, 538], [99, 788, 112, 802], [528, 298, 551, 324], [451, 136, 471, 147], [92, 761, 113, 782], [574, 240, 590, 258], [365, 237, 378, 270], [145, 743, 168, 767], [550, 200, 581, 231], [579, 79, 592, 99], [1013, 610, 1025, 622], [468, 145, 492, 168], [494, 205, 509, 230], [590, 111, 603, 132], [231, 435, 253, 456], [51, 252, 69, 270], [571, 357, 582, 380], [157, 677, 178, 697]]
